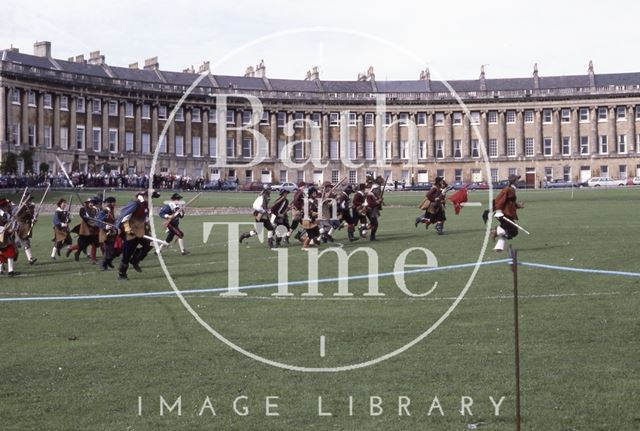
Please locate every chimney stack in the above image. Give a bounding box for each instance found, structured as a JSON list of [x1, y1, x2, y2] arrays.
[[33, 41, 51, 58], [88, 50, 105, 65], [143, 56, 159, 70], [129, 62, 139, 69], [74, 54, 86, 64], [183, 65, 195, 74], [533, 63, 540, 89], [305, 66, 320, 81], [479, 65, 486, 91], [198, 61, 210, 73], [255, 59, 266, 78], [244, 65, 255, 77]]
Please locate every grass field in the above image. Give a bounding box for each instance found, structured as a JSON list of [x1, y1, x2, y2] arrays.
[[1, 187, 639, 430]]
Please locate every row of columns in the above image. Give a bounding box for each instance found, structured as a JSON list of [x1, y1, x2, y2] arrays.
[[2, 89, 639, 160]]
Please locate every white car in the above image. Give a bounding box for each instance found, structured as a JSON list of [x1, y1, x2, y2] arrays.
[[271, 182, 297, 192], [587, 177, 626, 187]]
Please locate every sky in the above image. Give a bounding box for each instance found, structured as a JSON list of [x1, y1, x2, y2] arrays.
[[1, 0, 638, 82]]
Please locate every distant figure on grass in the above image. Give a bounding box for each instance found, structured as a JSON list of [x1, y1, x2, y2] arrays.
[[96, 196, 122, 271], [0, 198, 18, 276], [491, 174, 525, 252], [158, 193, 189, 255], [415, 176, 448, 235], [51, 198, 72, 259], [14, 193, 38, 264], [67, 197, 99, 263]]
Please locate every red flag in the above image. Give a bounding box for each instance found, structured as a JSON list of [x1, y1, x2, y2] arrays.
[[448, 187, 468, 215]]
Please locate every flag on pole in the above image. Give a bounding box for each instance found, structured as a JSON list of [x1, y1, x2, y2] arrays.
[[448, 187, 468, 215]]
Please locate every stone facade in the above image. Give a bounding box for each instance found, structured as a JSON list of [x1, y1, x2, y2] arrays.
[[1, 43, 640, 186]]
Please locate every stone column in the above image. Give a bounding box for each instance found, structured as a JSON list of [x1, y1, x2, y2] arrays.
[[444, 112, 453, 158], [393, 113, 401, 159], [53, 93, 61, 148], [356, 112, 364, 159], [37, 92, 44, 147], [134, 103, 142, 153], [571, 108, 580, 156], [85, 98, 93, 151], [462, 113, 470, 158], [322, 113, 330, 160], [426, 113, 435, 159], [102, 100, 109, 152], [235, 110, 243, 158], [168, 115, 176, 156], [627, 105, 636, 153], [21, 90, 29, 146], [201, 108, 209, 157], [409, 112, 417, 160], [590, 106, 598, 154], [553, 109, 561, 156], [118, 102, 125, 152], [151, 104, 159, 153], [304, 112, 312, 160], [516, 110, 525, 157], [608, 106, 617, 154], [479, 112, 489, 155], [497, 110, 506, 156], [534, 109, 543, 156], [70, 97, 77, 150], [185, 107, 192, 156], [270, 111, 277, 160]]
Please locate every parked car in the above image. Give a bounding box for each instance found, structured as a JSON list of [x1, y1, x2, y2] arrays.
[[449, 181, 467, 190], [241, 181, 269, 192], [543, 179, 575, 189], [467, 181, 489, 190], [406, 182, 433, 191], [203, 180, 238, 191], [271, 182, 297, 192], [493, 179, 534, 189], [626, 176, 640, 185], [587, 177, 626, 187]]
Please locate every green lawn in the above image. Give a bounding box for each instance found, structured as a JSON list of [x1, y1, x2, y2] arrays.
[[0, 187, 639, 430]]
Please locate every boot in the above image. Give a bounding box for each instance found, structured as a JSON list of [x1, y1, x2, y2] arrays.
[[415, 216, 423, 227], [294, 230, 303, 241], [268, 237, 275, 249], [118, 263, 129, 280], [239, 232, 251, 243], [435, 223, 444, 235]]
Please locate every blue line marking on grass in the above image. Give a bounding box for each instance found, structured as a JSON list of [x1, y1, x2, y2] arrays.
[[3, 259, 638, 303], [0, 259, 511, 303], [519, 261, 640, 278]]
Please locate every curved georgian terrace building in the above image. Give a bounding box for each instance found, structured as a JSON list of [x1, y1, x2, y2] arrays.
[[1, 41, 640, 187]]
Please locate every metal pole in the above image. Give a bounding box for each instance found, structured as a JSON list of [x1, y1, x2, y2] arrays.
[[509, 246, 522, 431]]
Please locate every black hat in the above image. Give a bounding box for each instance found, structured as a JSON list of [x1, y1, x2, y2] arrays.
[[104, 196, 116, 204], [344, 184, 354, 193], [508, 174, 521, 183], [170, 193, 183, 200], [434, 176, 444, 184], [307, 187, 318, 196], [90, 198, 101, 205]]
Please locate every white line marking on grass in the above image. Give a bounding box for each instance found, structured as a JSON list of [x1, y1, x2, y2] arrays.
[[461, 202, 483, 207], [320, 336, 326, 357]]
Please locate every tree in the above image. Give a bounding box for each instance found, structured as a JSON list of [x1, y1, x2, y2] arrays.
[[0, 152, 18, 174]]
